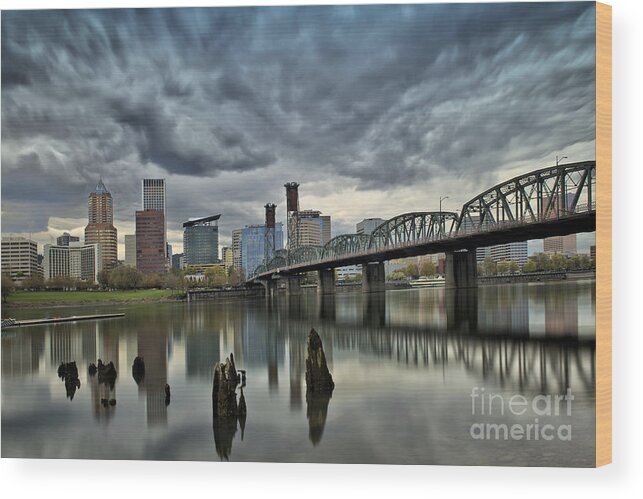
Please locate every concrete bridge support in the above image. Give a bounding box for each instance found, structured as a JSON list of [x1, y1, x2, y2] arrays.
[[318, 269, 336, 295], [362, 262, 386, 293], [445, 250, 478, 289], [262, 279, 278, 299], [286, 275, 302, 297]]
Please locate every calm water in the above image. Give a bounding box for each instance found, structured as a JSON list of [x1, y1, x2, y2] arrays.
[[1, 281, 596, 466]]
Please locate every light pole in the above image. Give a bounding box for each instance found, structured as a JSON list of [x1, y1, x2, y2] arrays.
[[556, 155, 568, 166], [439, 196, 449, 237]]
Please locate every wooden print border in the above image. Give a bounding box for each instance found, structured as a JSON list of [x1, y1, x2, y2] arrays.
[[595, 1, 612, 467]]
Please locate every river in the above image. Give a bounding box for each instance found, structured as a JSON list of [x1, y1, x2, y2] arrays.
[[1, 280, 596, 466]]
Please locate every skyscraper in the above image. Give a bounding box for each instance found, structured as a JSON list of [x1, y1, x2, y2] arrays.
[[124, 234, 136, 267], [231, 229, 242, 270], [136, 210, 166, 275], [356, 218, 385, 235], [240, 223, 284, 279], [183, 215, 220, 266], [543, 234, 577, 255], [1, 236, 42, 282], [84, 179, 118, 271], [43, 242, 102, 283], [56, 232, 80, 247], [142, 178, 167, 268], [298, 210, 331, 246]]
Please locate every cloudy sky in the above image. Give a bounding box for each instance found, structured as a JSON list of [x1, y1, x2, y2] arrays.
[[1, 2, 597, 257]]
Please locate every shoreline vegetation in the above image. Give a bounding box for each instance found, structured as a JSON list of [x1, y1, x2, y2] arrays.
[[4, 289, 182, 308]]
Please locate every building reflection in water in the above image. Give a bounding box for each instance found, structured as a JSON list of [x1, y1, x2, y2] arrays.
[[137, 321, 169, 426], [1, 281, 596, 451]]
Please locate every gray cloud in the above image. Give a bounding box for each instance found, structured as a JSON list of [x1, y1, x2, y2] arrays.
[[1, 3, 596, 251]]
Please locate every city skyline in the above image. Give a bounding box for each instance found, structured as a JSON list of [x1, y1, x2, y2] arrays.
[[1, 4, 597, 257]]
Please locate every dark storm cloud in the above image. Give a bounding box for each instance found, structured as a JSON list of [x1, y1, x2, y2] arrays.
[[2, 3, 596, 241]]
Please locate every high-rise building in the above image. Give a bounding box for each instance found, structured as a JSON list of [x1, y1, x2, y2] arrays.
[[142, 178, 167, 267], [477, 242, 528, 265], [490, 242, 528, 264], [171, 253, 184, 270], [543, 234, 577, 256], [298, 210, 331, 246], [135, 210, 166, 275], [43, 242, 102, 283], [1, 236, 42, 282], [356, 218, 385, 235], [84, 179, 118, 271], [231, 229, 242, 270], [240, 224, 284, 279], [221, 246, 234, 272], [56, 232, 80, 247], [590, 245, 596, 263], [183, 215, 220, 266], [124, 234, 136, 267]]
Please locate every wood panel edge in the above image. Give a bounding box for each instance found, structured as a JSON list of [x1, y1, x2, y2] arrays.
[[595, 1, 612, 468]]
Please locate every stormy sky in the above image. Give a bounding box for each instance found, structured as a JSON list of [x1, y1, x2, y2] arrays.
[[1, 2, 597, 257]]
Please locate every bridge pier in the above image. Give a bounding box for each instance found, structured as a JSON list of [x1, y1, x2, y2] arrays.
[[362, 262, 386, 293], [445, 250, 478, 289], [318, 269, 336, 295], [285, 275, 302, 297], [262, 279, 278, 299]]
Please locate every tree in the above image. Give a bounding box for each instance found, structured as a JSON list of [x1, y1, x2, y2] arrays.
[[508, 260, 519, 273], [496, 260, 510, 274], [550, 253, 566, 271], [205, 265, 227, 287], [108, 265, 143, 289], [1, 274, 15, 303], [142, 273, 163, 289], [522, 260, 537, 273], [164, 268, 185, 290], [532, 253, 552, 271], [482, 256, 497, 275], [402, 262, 420, 279], [388, 271, 406, 281], [21, 275, 44, 290], [97, 269, 111, 289], [227, 268, 243, 286], [420, 259, 436, 277]]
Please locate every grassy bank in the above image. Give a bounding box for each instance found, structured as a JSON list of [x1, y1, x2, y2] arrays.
[[5, 289, 179, 306]]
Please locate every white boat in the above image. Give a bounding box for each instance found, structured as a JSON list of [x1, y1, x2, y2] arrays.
[[409, 276, 445, 288]]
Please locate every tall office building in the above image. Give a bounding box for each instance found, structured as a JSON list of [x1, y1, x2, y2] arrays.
[[84, 179, 118, 271], [1, 236, 42, 282], [171, 253, 184, 270], [356, 218, 385, 235], [221, 246, 234, 272], [56, 232, 80, 247], [183, 215, 220, 266], [231, 229, 242, 270], [240, 224, 284, 279], [136, 210, 166, 275], [298, 210, 331, 246], [43, 242, 102, 283], [543, 234, 577, 256], [142, 178, 168, 268], [476, 242, 528, 265], [124, 234, 136, 267]]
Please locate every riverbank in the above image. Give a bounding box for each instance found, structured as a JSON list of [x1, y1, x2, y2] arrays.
[[3, 289, 182, 308]]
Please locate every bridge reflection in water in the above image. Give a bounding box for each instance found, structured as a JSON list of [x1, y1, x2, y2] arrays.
[[1, 281, 595, 463]]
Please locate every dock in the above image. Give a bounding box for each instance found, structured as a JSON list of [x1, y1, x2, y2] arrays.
[[1, 313, 125, 329]]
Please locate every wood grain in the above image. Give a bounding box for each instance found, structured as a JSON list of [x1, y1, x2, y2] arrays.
[[595, 1, 612, 468]]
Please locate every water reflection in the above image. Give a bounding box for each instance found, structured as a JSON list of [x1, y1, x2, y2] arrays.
[[306, 390, 332, 445], [1, 281, 596, 464]]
